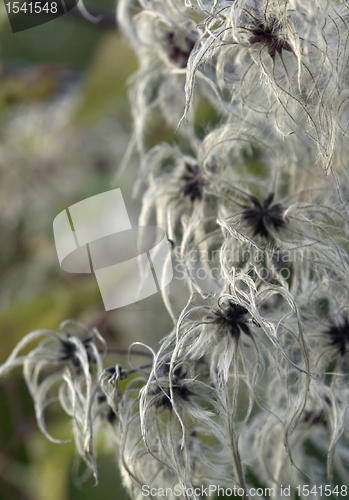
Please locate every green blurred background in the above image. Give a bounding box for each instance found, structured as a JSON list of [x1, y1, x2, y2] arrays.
[[0, 2, 152, 498]]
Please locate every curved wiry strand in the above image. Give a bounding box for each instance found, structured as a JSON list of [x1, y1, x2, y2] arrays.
[[215, 166, 349, 294], [138, 339, 254, 498], [117, 0, 208, 157], [0, 320, 106, 485], [139, 143, 220, 248], [3, 0, 349, 496], [182, 0, 349, 168], [243, 375, 349, 488]]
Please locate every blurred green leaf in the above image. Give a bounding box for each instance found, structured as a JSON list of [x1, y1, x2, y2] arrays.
[[0, 66, 69, 111], [0, 279, 101, 362], [71, 33, 137, 125]]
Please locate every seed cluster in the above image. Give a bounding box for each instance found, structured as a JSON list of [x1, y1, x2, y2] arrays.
[[2, 1, 349, 498]]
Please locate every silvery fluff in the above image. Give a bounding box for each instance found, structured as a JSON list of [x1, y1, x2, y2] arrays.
[[2, 1, 349, 499]]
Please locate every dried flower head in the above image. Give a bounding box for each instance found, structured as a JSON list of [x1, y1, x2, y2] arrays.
[[207, 300, 252, 338], [325, 315, 349, 357], [0, 320, 105, 484], [246, 14, 293, 59], [242, 193, 285, 238], [181, 162, 205, 201], [56, 332, 97, 372], [164, 31, 196, 68], [149, 363, 194, 410]]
